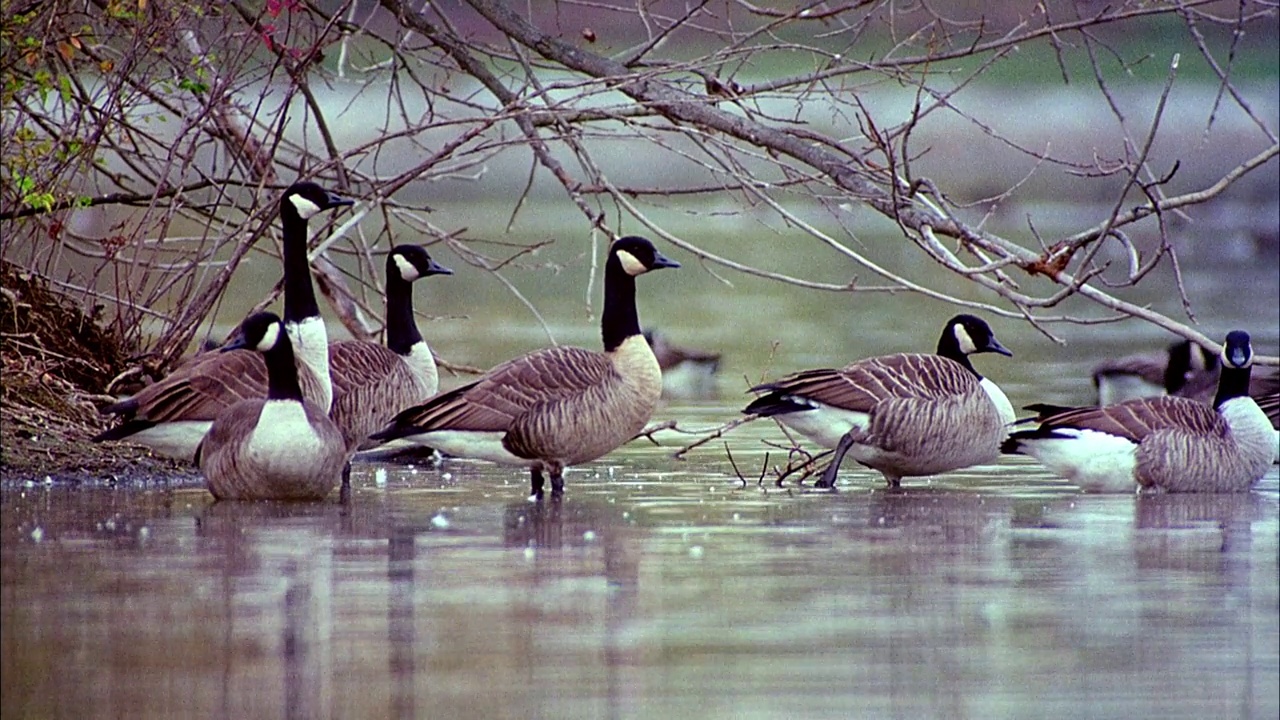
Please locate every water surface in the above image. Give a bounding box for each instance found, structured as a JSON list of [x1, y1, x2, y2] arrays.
[[3, 397, 1277, 719]]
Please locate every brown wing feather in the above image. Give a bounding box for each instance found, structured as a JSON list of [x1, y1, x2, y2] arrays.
[[395, 346, 615, 432], [1041, 395, 1229, 443], [762, 353, 978, 412], [125, 351, 269, 422], [328, 340, 402, 395], [109, 350, 329, 424]]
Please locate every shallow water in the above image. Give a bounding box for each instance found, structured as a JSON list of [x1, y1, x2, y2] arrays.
[[5, 190, 1279, 718], [3, 395, 1278, 719]]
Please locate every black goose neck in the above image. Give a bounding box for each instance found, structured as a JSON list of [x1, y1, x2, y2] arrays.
[[280, 206, 320, 323], [601, 258, 641, 352], [936, 331, 981, 378], [1213, 362, 1251, 408], [385, 261, 423, 356], [264, 334, 305, 402]]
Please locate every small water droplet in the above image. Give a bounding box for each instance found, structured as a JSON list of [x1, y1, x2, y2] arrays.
[[442, 472, 453, 481], [430, 514, 450, 529], [375, 468, 388, 487], [582, 530, 597, 542], [138, 527, 150, 541], [30, 527, 43, 543], [688, 545, 704, 559], [523, 547, 536, 560]]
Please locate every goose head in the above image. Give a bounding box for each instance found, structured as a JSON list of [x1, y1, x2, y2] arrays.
[[1222, 330, 1253, 369], [389, 244, 453, 282], [282, 181, 355, 221], [940, 314, 1013, 358], [222, 312, 286, 355], [609, 236, 681, 276]]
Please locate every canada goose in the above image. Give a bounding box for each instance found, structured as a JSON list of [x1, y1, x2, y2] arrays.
[[1093, 339, 1215, 405], [328, 244, 453, 453], [643, 329, 721, 398], [93, 181, 353, 460], [1093, 338, 1280, 407], [371, 236, 680, 497], [198, 312, 347, 500], [743, 314, 1016, 489], [1003, 331, 1275, 493]]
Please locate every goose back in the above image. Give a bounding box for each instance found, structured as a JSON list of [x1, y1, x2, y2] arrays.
[[380, 336, 661, 467]]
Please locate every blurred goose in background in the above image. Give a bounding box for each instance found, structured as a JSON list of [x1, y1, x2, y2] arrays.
[[93, 181, 353, 460], [1092, 339, 1215, 406], [197, 312, 347, 501], [372, 236, 680, 498], [743, 314, 1015, 489], [1093, 337, 1279, 407], [643, 329, 721, 398], [1004, 331, 1275, 493]]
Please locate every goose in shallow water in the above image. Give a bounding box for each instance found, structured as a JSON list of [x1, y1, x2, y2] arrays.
[[93, 181, 353, 460], [1004, 330, 1275, 493], [197, 312, 347, 501], [743, 314, 1015, 489], [372, 236, 680, 498]]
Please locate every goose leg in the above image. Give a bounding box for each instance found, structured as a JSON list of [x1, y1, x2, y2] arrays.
[[530, 465, 546, 498], [340, 462, 352, 505], [815, 433, 855, 489], [549, 462, 565, 496]]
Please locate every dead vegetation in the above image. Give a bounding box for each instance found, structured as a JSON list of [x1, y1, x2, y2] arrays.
[[0, 260, 182, 477]]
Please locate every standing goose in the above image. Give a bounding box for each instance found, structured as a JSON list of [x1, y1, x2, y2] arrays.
[[371, 236, 680, 497], [198, 312, 347, 500], [743, 314, 1016, 489], [93, 181, 353, 460], [1003, 331, 1275, 493], [327, 244, 453, 453]]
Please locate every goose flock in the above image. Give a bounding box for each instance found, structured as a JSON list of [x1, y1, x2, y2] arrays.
[[92, 180, 1279, 501]]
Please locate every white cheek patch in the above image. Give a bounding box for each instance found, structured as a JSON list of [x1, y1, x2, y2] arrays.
[[288, 193, 322, 220], [953, 324, 977, 355], [392, 253, 420, 282], [616, 249, 648, 276], [256, 322, 281, 353], [1222, 345, 1252, 368]]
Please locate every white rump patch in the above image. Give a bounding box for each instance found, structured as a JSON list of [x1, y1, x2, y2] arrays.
[[128, 420, 213, 460], [616, 249, 648, 276], [774, 402, 871, 449], [392, 253, 420, 282], [401, 430, 527, 466], [1016, 428, 1138, 493], [953, 323, 977, 355], [287, 315, 332, 411], [256, 321, 281, 353], [287, 193, 322, 220]]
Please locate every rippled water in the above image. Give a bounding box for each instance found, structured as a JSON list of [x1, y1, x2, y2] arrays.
[[5, 189, 1279, 718], [3, 395, 1278, 719]]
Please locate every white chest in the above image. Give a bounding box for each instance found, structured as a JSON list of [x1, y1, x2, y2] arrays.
[[246, 401, 327, 467]]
